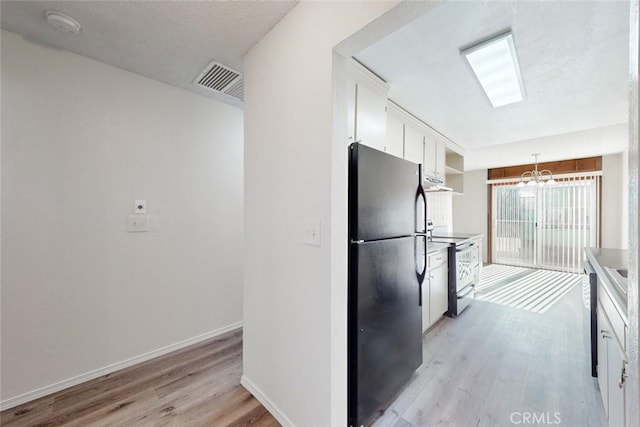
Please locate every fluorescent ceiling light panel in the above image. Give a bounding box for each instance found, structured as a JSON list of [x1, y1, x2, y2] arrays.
[[462, 32, 525, 108]]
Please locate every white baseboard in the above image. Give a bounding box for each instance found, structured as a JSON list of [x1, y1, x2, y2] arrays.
[[241, 375, 295, 427], [0, 321, 243, 411]]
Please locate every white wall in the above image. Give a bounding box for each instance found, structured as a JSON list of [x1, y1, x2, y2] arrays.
[[1, 30, 244, 406], [241, 1, 452, 425], [242, 3, 396, 425], [602, 152, 628, 248], [452, 170, 489, 263], [427, 192, 453, 232], [622, 148, 630, 249], [465, 123, 628, 171]]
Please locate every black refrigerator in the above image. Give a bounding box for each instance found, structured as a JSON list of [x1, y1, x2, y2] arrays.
[[348, 143, 425, 427]]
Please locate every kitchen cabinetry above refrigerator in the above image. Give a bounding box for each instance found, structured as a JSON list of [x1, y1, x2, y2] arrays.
[[347, 60, 465, 193], [386, 101, 464, 192], [348, 60, 389, 153]]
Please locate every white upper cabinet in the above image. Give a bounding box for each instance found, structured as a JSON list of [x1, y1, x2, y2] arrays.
[[435, 138, 445, 179], [346, 74, 357, 146], [385, 104, 405, 158], [349, 61, 389, 152], [423, 129, 447, 182], [423, 131, 438, 180], [403, 119, 424, 165], [423, 136, 436, 179], [347, 60, 465, 190], [355, 83, 387, 151]]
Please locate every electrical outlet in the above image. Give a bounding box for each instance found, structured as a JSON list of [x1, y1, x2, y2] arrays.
[[128, 215, 149, 232], [303, 219, 321, 246]]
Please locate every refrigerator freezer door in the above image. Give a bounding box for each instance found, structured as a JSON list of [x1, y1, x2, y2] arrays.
[[348, 236, 423, 426], [349, 143, 419, 241]]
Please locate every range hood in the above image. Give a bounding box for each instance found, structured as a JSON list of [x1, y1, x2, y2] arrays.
[[423, 176, 453, 192]]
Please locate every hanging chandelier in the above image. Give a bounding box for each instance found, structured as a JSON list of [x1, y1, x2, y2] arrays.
[[517, 153, 556, 187]]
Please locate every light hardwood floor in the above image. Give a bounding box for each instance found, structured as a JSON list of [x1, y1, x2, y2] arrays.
[[2, 273, 605, 427], [373, 274, 606, 427], [0, 329, 279, 427]]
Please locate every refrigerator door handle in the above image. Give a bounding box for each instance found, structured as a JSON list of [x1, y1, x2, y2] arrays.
[[415, 236, 427, 285], [415, 164, 428, 305], [416, 235, 427, 306], [419, 165, 427, 234]]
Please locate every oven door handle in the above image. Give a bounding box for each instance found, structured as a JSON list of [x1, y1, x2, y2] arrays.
[[456, 242, 475, 253], [458, 285, 475, 299]]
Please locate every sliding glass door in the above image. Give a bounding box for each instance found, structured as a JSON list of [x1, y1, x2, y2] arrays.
[[493, 184, 537, 267], [492, 174, 599, 273]]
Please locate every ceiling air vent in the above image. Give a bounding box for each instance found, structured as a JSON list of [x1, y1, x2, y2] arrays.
[[224, 79, 244, 101], [193, 61, 243, 101]]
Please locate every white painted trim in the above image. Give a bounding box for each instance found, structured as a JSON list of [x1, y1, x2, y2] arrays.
[[241, 375, 295, 427], [349, 58, 389, 93], [0, 321, 243, 411]]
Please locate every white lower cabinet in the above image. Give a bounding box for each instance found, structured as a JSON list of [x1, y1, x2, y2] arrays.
[[608, 343, 625, 427], [423, 250, 448, 333], [597, 303, 627, 427], [597, 307, 610, 417]]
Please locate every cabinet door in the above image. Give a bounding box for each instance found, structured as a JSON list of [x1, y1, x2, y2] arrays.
[[435, 139, 446, 180], [404, 122, 424, 165], [429, 262, 449, 326], [423, 134, 437, 179], [385, 107, 405, 158], [597, 306, 609, 418], [347, 78, 357, 144], [607, 340, 626, 427], [355, 83, 387, 152], [422, 278, 430, 333]]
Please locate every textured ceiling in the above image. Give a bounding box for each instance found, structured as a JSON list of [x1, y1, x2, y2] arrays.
[[1, 1, 298, 108], [356, 1, 629, 157]]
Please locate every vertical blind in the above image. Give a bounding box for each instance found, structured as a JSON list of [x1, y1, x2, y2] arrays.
[[491, 173, 600, 273]]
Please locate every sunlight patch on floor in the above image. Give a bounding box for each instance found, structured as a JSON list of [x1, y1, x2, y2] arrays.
[[477, 265, 582, 313], [477, 264, 534, 291]]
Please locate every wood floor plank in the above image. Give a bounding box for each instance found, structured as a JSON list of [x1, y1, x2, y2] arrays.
[[2, 269, 605, 427], [373, 272, 605, 427], [0, 330, 279, 427]]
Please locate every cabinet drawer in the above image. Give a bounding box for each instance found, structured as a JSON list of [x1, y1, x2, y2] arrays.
[[598, 285, 626, 350], [428, 251, 447, 269]]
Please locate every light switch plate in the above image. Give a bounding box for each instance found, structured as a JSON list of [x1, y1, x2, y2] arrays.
[[303, 219, 321, 246], [128, 215, 149, 232], [134, 200, 146, 214]]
